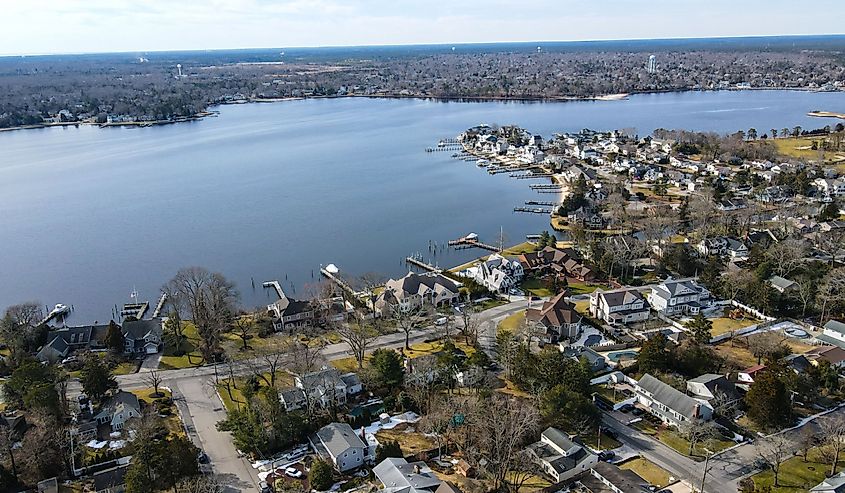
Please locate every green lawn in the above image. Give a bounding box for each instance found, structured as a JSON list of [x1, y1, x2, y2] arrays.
[[752, 447, 843, 492], [217, 371, 295, 413], [520, 277, 554, 297], [631, 419, 733, 459], [710, 316, 759, 336], [567, 281, 600, 296], [498, 311, 525, 334], [619, 457, 672, 487], [580, 430, 622, 451], [158, 322, 205, 370], [502, 241, 538, 257]]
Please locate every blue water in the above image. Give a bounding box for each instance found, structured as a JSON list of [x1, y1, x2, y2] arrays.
[[1, 91, 844, 323]]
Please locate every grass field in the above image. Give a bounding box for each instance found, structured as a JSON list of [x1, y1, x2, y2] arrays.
[[710, 316, 759, 336], [632, 419, 733, 459], [619, 457, 672, 487], [217, 370, 296, 412], [375, 424, 437, 455], [498, 310, 525, 333], [158, 322, 205, 370], [131, 388, 185, 436], [567, 281, 600, 296], [502, 241, 538, 257], [520, 277, 554, 297], [752, 447, 844, 492], [714, 337, 816, 369]]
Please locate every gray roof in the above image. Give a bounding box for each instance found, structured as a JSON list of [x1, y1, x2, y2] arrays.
[[340, 372, 362, 388], [598, 288, 647, 308], [588, 462, 648, 493], [316, 422, 365, 459], [825, 320, 845, 336], [298, 368, 342, 389], [812, 471, 845, 492], [122, 319, 162, 340], [687, 374, 741, 402], [768, 275, 797, 290], [638, 374, 708, 420], [374, 458, 441, 493]]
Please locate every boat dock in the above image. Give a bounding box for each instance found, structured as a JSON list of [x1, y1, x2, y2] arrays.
[[405, 256, 442, 273], [121, 302, 149, 320], [152, 293, 167, 318], [529, 184, 563, 190], [514, 207, 554, 214], [448, 238, 500, 252], [262, 280, 287, 300], [526, 200, 557, 206], [319, 267, 357, 297], [39, 304, 71, 326], [510, 172, 554, 179]]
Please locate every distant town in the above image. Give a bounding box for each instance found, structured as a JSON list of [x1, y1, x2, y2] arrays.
[[1, 106, 845, 493]]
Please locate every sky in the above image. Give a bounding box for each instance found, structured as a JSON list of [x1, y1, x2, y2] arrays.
[[2, 0, 844, 55]]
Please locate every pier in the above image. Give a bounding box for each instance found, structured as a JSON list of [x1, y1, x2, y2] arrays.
[[510, 172, 554, 179], [529, 184, 563, 190], [262, 280, 287, 300], [448, 238, 500, 252], [514, 207, 554, 214], [121, 302, 149, 320], [405, 256, 442, 273], [152, 293, 167, 318], [319, 267, 357, 297], [526, 200, 557, 206]]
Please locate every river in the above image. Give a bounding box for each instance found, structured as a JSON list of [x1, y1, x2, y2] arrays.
[[1, 90, 844, 322]]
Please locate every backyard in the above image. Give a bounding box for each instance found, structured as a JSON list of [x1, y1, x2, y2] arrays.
[[751, 447, 844, 492], [632, 419, 734, 459], [618, 457, 672, 488]]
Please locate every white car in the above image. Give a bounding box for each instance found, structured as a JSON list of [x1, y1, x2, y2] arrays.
[[284, 467, 303, 479], [435, 317, 447, 326]]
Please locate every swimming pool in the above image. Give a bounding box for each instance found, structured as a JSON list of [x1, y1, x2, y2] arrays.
[[606, 350, 639, 362]]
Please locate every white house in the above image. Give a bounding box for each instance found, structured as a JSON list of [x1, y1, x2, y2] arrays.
[[634, 374, 713, 427], [464, 253, 523, 293], [818, 320, 845, 349], [589, 288, 650, 326], [814, 178, 845, 197], [376, 272, 461, 315], [526, 427, 597, 483], [648, 278, 711, 315], [310, 423, 370, 472], [93, 391, 142, 432]]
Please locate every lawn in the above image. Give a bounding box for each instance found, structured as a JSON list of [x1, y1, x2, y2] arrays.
[[752, 447, 844, 492], [375, 423, 437, 455], [619, 457, 672, 487], [113, 361, 139, 375], [714, 336, 817, 369], [772, 136, 827, 161], [505, 472, 550, 493], [502, 242, 538, 257], [567, 281, 600, 296], [131, 388, 185, 436], [498, 311, 525, 334], [631, 419, 732, 459], [520, 277, 554, 297], [158, 322, 205, 370], [710, 316, 759, 336], [217, 371, 296, 412], [496, 376, 532, 399], [580, 430, 622, 451], [573, 300, 590, 314]]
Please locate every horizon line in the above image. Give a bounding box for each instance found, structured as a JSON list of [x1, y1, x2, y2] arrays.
[[2, 32, 844, 58]]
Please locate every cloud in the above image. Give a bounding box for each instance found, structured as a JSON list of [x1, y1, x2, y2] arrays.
[[0, 0, 842, 55]]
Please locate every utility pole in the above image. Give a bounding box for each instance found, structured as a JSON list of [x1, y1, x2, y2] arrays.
[[699, 447, 714, 493]]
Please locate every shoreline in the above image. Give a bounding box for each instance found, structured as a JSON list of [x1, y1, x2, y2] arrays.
[[0, 87, 842, 134]]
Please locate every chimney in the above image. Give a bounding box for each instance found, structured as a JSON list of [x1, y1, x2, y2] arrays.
[[360, 426, 366, 442], [413, 465, 421, 474], [693, 403, 701, 419]]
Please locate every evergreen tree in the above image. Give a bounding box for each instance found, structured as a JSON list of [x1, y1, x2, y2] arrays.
[[685, 313, 713, 344], [309, 459, 334, 491], [637, 335, 669, 374], [746, 369, 793, 431], [368, 348, 404, 390], [375, 440, 403, 462], [80, 354, 117, 403], [104, 320, 125, 354]]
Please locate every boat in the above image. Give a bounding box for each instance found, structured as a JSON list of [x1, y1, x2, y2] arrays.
[[476, 159, 490, 167]]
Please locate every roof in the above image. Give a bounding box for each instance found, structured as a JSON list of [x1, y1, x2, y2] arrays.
[[596, 288, 647, 308], [373, 458, 442, 493], [340, 372, 362, 388], [298, 368, 342, 389], [825, 320, 845, 336], [741, 364, 767, 375], [97, 391, 141, 419], [687, 374, 740, 402], [527, 427, 593, 476], [811, 471, 845, 492], [651, 278, 706, 301], [587, 462, 648, 493], [435, 482, 463, 493], [804, 345, 845, 365], [526, 292, 581, 329], [122, 319, 162, 340], [93, 465, 128, 492], [383, 272, 460, 302], [316, 422, 365, 459], [637, 374, 710, 420], [768, 275, 797, 290]]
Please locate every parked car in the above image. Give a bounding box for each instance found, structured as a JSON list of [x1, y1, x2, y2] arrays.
[[284, 467, 303, 479], [259, 481, 272, 493], [601, 427, 618, 440], [631, 407, 645, 417], [435, 317, 448, 326], [598, 450, 615, 461], [618, 403, 634, 413]]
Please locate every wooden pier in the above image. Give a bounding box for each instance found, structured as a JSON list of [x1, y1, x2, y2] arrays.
[[529, 184, 563, 190], [152, 293, 168, 318], [121, 302, 149, 320], [262, 280, 286, 300], [448, 238, 500, 252], [514, 207, 553, 214], [319, 268, 357, 297], [510, 172, 554, 179], [405, 256, 442, 273], [526, 200, 557, 206]]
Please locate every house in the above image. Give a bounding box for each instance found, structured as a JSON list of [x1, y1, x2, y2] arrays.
[[648, 278, 711, 316], [376, 272, 461, 315], [36, 324, 110, 363], [563, 346, 607, 373], [577, 461, 651, 493], [745, 229, 779, 249], [817, 320, 845, 349], [589, 288, 650, 326], [686, 374, 741, 407], [811, 471, 845, 492], [526, 292, 583, 344], [454, 460, 475, 478], [738, 364, 766, 384], [568, 207, 606, 229], [784, 354, 812, 374], [464, 254, 523, 293], [767, 275, 798, 294], [804, 345, 845, 369], [291, 368, 362, 409], [526, 427, 598, 483], [122, 319, 163, 355], [93, 465, 129, 493], [310, 423, 370, 472], [634, 374, 713, 427], [373, 457, 442, 493], [814, 178, 845, 197], [268, 295, 314, 332], [519, 247, 595, 282], [93, 391, 142, 432], [279, 387, 308, 412], [696, 237, 748, 259]]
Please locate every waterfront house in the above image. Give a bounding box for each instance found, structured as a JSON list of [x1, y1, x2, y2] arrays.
[[647, 278, 711, 316], [93, 391, 142, 432], [589, 287, 650, 326], [36, 324, 111, 363], [122, 319, 163, 355], [464, 253, 523, 293], [634, 374, 713, 427], [518, 246, 595, 282], [310, 422, 370, 472], [686, 374, 741, 407], [526, 427, 598, 483], [268, 295, 314, 332], [526, 292, 583, 344], [376, 272, 461, 315], [373, 457, 442, 493]]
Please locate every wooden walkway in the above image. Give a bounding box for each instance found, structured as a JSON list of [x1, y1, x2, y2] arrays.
[[405, 256, 442, 273]]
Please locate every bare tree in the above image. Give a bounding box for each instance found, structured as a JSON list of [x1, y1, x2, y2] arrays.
[[721, 269, 754, 301], [336, 312, 378, 369], [163, 267, 240, 363], [820, 415, 845, 476], [819, 267, 845, 322], [797, 425, 820, 462], [766, 239, 807, 278], [755, 434, 792, 487], [746, 331, 788, 364], [405, 357, 441, 414], [390, 300, 424, 350], [680, 419, 716, 456], [231, 315, 255, 351], [4, 302, 43, 328], [284, 337, 327, 378], [146, 369, 164, 397], [792, 274, 816, 318], [248, 340, 286, 389], [458, 304, 481, 346], [177, 475, 226, 493]]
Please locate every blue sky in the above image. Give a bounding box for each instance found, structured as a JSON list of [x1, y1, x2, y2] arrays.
[[2, 0, 844, 55]]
